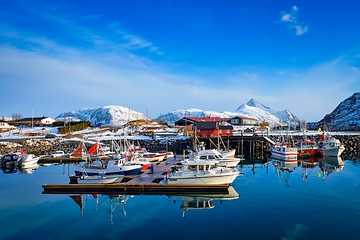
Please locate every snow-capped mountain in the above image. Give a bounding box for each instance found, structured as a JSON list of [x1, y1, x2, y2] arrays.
[[155, 99, 301, 127], [56, 105, 150, 126], [307, 92, 360, 131], [155, 109, 229, 123], [238, 98, 301, 126]]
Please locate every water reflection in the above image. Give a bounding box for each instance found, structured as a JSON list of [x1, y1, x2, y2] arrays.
[[269, 155, 346, 186], [270, 157, 298, 188], [167, 186, 239, 218], [318, 156, 345, 180], [1, 163, 40, 174], [69, 194, 131, 224], [66, 186, 239, 222]]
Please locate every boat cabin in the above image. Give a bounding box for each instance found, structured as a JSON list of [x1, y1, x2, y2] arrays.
[[181, 159, 219, 172]]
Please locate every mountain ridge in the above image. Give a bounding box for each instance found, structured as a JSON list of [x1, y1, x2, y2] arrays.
[[307, 92, 360, 130], [56, 105, 150, 126]]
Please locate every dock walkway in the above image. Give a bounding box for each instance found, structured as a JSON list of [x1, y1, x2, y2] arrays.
[[42, 157, 230, 195]]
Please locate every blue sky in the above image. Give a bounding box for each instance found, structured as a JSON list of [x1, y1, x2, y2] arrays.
[[0, 0, 359, 122]]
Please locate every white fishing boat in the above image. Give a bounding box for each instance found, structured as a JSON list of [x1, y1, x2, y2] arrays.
[[319, 137, 345, 157], [161, 159, 240, 185], [194, 149, 243, 167], [269, 143, 298, 161]]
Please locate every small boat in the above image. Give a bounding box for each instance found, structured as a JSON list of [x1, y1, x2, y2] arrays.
[[74, 158, 142, 176], [73, 172, 124, 184], [194, 149, 243, 167], [319, 135, 345, 157], [1, 152, 39, 167], [50, 150, 69, 158], [164, 152, 174, 159], [269, 143, 298, 161], [161, 159, 240, 185], [297, 140, 319, 156], [129, 147, 166, 162]]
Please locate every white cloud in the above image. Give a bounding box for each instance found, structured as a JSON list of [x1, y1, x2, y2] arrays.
[[295, 25, 308, 35], [281, 14, 294, 22], [351, 67, 358, 72], [281, 6, 308, 35], [277, 71, 285, 74]]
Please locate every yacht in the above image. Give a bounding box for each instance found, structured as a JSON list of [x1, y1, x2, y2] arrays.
[[194, 149, 243, 167], [161, 159, 240, 185]]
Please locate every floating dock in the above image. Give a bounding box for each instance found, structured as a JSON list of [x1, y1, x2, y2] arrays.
[[42, 157, 231, 195], [38, 157, 84, 163]]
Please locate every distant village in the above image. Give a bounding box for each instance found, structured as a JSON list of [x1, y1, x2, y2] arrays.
[[0, 114, 268, 138]]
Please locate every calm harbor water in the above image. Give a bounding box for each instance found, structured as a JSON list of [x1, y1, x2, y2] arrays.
[[1, 157, 359, 240]]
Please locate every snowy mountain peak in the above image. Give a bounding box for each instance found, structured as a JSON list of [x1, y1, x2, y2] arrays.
[[56, 105, 150, 126], [235, 98, 300, 126], [156, 98, 301, 127], [245, 98, 272, 111]]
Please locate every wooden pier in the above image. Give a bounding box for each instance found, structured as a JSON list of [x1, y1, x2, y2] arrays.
[[42, 157, 231, 195]]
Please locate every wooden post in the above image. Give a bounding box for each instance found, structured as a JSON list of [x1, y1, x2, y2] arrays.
[[249, 140, 252, 160], [241, 131, 244, 156], [237, 139, 240, 156]]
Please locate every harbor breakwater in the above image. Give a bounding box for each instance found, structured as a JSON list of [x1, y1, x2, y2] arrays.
[[0, 138, 192, 156], [0, 134, 359, 160]]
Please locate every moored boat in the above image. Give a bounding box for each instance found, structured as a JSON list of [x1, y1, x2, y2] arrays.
[[161, 159, 240, 185], [194, 149, 243, 167], [1, 152, 39, 167], [319, 136, 345, 157], [74, 158, 142, 176], [297, 140, 319, 156], [269, 143, 298, 161], [72, 172, 125, 184]]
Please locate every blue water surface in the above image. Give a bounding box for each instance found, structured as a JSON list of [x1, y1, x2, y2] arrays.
[[0, 158, 359, 240]]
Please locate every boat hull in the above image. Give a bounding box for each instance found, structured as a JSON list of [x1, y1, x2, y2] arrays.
[[322, 146, 345, 157], [74, 164, 142, 176], [220, 149, 236, 158], [77, 175, 124, 184], [217, 159, 241, 168], [166, 172, 239, 185]]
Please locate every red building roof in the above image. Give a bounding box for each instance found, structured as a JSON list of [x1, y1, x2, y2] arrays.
[[185, 117, 230, 122]]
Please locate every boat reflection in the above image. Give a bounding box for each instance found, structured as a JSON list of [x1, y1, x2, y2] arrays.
[[67, 186, 239, 221], [300, 156, 319, 186], [1, 163, 40, 174], [167, 186, 239, 218], [269, 154, 346, 185], [69, 194, 131, 224], [318, 156, 345, 180], [270, 156, 298, 188]]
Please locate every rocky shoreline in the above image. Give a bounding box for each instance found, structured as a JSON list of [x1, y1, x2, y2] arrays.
[[0, 138, 193, 156]]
